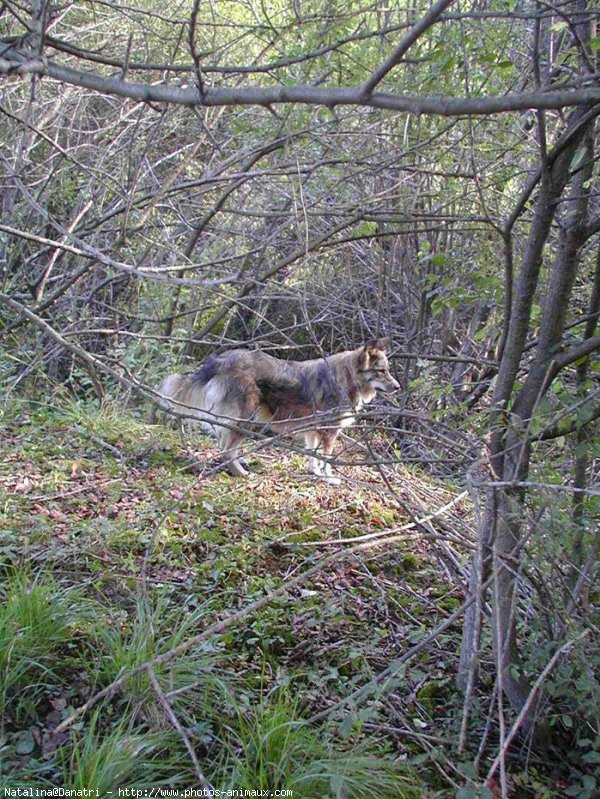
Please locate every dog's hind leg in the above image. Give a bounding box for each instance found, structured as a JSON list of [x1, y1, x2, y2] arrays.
[[219, 428, 249, 477], [304, 430, 323, 477]]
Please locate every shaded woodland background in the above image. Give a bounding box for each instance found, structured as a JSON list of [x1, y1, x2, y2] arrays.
[[1, 0, 599, 796]]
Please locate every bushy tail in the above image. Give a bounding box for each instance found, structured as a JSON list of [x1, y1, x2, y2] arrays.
[[157, 373, 188, 410], [155, 372, 216, 436]]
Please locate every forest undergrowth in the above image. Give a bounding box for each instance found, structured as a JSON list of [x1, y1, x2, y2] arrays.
[[0, 395, 484, 796], [1, 394, 594, 798]]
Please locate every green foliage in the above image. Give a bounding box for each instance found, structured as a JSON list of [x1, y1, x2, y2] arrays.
[[544, 640, 600, 776]]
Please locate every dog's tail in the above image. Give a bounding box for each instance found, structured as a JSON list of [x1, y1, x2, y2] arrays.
[[155, 372, 217, 436], [157, 373, 188, 408]]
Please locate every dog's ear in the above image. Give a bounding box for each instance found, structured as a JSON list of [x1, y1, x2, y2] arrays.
[[365, 337, 391, 353], [342, 365, 360, 404], [358, 345, 370, 369], [358, 341, 371, 369]]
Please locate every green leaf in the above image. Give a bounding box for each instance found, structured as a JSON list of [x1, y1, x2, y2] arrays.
[[570, 146, 587, 171], [457, 760, 477, 779], [355, 221, 378, 237], [14, 730, 36, 755]]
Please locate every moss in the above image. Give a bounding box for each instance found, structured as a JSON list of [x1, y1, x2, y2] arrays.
[[416, 681, 443, 714], [383, 552, 424, 577], [401, 553, 422, 571], [438, 596, 461, 612]]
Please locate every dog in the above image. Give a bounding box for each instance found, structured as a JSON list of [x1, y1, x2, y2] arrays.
[[157, 338, 399, 483]]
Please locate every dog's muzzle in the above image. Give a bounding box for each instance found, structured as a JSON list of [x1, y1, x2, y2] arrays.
[[378, 377, 401, 393]]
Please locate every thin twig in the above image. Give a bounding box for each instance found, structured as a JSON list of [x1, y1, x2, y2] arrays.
[[485, 631, 589, 784], [146, 666, 212, 790], [283, 489, 469, 547]]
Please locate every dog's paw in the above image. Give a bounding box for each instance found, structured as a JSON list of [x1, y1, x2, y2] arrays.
[[228, 462, 249, 477]]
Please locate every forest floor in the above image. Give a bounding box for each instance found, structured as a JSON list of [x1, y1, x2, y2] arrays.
[[0, 397, 545, 797]]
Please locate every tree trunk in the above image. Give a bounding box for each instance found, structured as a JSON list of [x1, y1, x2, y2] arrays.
[[459, 90, 598, 745]]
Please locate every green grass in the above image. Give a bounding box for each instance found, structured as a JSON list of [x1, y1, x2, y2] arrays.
[[221, 694, 417, 798], [90, 591, 230, 725], [3, 714, 188, 791], [58, 719, 180, 791], [0, 570, 88, 721]]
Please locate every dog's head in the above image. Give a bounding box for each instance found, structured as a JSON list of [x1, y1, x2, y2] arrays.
[[357, 338, 400, 395]]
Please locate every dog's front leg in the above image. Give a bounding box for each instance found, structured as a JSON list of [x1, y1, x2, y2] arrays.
[[228, 456, 249, 477], [304, 431, 341, 484], [320, 432, 341, 485]]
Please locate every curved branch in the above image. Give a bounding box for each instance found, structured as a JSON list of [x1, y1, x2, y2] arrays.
[[582, 213, 600, 243], [551, 332, 600, 375], [3, 47, 600, 114], [535, 394, 600, 441]]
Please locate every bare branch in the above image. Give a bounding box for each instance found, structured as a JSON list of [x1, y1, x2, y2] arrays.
[[146, 667, 212, 790], [361, 0, 456, 97]]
